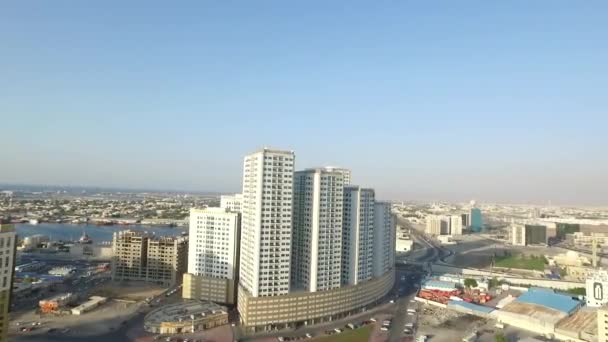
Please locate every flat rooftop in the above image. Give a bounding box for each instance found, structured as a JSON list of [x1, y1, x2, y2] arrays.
[[145, 300, 227, 325], [515, 288, 580, 314], [500, 301, 567, 325], [556, 307, 598, 336]]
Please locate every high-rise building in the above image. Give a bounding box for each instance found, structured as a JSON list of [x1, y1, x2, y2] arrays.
[[461, 213, 471, 227], [373, 202, 394, 278], [111, 230, 188, 286], [112, 230, 148, 282], [511, 224, 526, 246], [292, 168, 345, 292], [426, 215, 447, 236], [525, 224, 547, 245], [235, 148, 395, 332], [0, 224, 16, 342], [470, 208, 483, 232], [587, 270, 608, 307], [147, 236, 188, 286], [324, 167, 351, 185], [449, 215, 463, 235], [342, 186, 375, 286], [183, 207, 240, 304], [239, 148, 295, 297], [220, 194, 243, 213]]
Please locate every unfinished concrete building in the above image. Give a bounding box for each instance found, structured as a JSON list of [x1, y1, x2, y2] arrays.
[[112, 230, 187, 286]]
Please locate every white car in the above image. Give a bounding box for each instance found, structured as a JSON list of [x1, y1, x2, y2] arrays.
[[380, 326, 389, 331]]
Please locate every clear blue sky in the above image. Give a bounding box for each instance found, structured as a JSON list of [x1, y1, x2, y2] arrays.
[[1, 1, 607, 205]]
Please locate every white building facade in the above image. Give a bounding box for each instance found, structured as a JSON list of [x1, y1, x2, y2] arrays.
[[426, 215, 445, 236], [511, 224, 526, 246], [449, 215, 463, 236], [342, 186, 375, 286], [586, 270, 608, 307], [239, 148, 295, 297], [188, 207, 240, 279], [373, 202, 395, 277], [185, 207, 240, 304], [292, 168, 345, 292], [220, 194, 243, 213]]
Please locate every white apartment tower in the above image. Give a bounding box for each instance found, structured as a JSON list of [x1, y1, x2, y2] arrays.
[[292, 168, 345, 292], [373, 202, 394, 278], [239, 148, 295, 297], [426, 215, 445, 236], [511, 224, 526, 246], [324, 167, 351, 185], [449, 215, 463, 235], [184, 207, 240, 304], [342, 186, 375, 285], [220, 194, 243, 213]]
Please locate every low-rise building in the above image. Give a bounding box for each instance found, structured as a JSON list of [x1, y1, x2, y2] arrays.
[[143, 300, 228, 334], [396, 237, 413, 253], [567, 265, 595, 282], [71, 296, 108, 315], [496, 288, 581, 335]]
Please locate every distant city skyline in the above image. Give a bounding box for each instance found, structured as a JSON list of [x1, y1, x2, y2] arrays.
[[1, 2, 607, 205]]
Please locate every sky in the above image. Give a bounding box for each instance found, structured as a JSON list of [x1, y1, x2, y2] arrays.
[[1, 1, 607, 205]]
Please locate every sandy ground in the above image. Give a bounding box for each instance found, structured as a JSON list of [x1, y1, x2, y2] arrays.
[[9, 300, 143, 338], [92, 281, 166, 301], [415, 305, 487, 342]]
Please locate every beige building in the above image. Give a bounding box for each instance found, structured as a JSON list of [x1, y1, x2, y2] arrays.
[[567, 265, 595, 282], [111, 230, 187, 286], [147, 236, 188, 286], [238, 270, 394, 332], [144, 300, 228, 334], [426, 215, 447, 236], [599, 305, 608, 342], [0, 224, 16, 342]]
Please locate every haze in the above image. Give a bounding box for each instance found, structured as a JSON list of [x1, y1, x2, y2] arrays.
[[1, 1, 607, 205]]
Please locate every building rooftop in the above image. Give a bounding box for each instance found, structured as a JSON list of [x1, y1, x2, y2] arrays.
[[515, 288, 580, 314], [190, 207, 238, 215], [555, 307, 597, 336], [422, 280, 458, 290], [145, 300, 227, 325], [500, 301, 567, 325], [448, 300, 495, 314]]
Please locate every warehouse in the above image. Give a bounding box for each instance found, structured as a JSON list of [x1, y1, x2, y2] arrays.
[[71, 296, 108, 315], [496, 288, 581, 335]]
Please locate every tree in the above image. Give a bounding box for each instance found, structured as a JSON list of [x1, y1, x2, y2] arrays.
[[464, 278, 478, 289], [495, 333, 507, 342], [488, 277, 499, 289]]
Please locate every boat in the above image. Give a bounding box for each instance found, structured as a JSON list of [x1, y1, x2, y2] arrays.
[[78, 231, 92, 244], [29, 219, 39, 225]]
